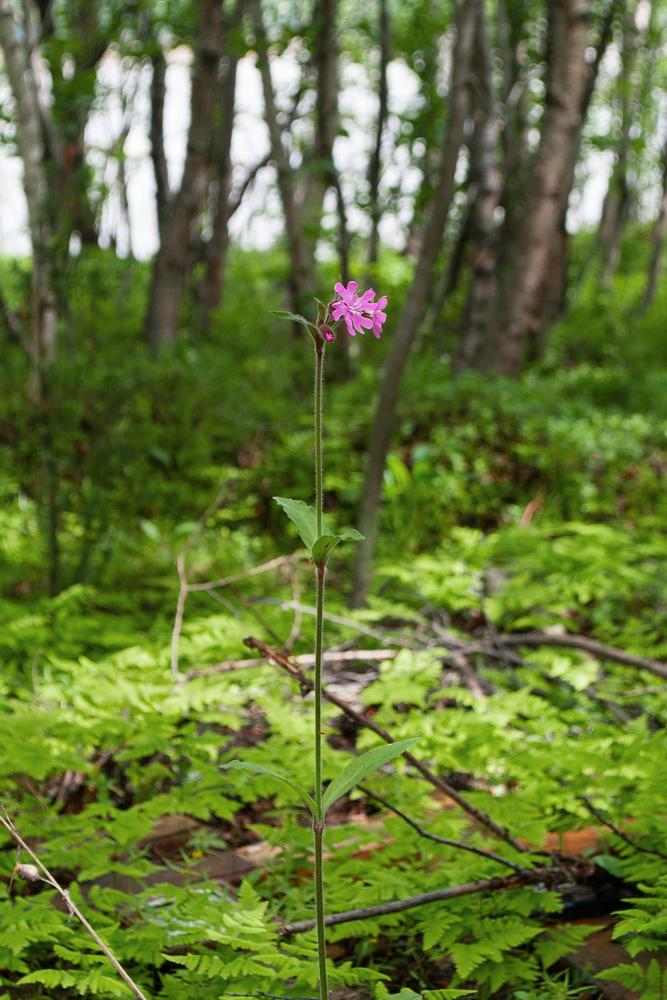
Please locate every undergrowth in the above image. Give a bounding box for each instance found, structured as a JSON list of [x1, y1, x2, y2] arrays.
[[1, 241, 667, 997]]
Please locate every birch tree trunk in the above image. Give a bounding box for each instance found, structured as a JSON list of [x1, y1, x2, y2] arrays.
[[349, 0, 478, 609], [144, 0, 222, 349], [477, 0, 592, 375], [0, 0, 57, 370], [537, 0, 617, 329]]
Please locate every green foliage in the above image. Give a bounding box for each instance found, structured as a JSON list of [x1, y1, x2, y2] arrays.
[[273, 496, 364, 566], [2, 238, 667, 997]]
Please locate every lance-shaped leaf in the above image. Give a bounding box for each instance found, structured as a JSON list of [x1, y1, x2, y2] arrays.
[[311, 528, 365, 566], [222, 760, 316, 816], [270, 310, 316, 335], [321, 737, 421, 815]]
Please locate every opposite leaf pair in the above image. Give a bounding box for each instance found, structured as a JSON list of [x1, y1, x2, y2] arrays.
[[223, 738, 420, 824]]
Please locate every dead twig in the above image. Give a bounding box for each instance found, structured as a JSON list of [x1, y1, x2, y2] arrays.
[[357, 785, 529, 874], [278, 867, 560, 936], [243, 635, 529, 854], [281, 563, 302, 654], [497, 632, 667, 681], [171, 486, 228, 680], [578, 795, 667, 861], [185, 647, 398, 680], [0, 801, 150, 1000], [169, 478, 296, 680]]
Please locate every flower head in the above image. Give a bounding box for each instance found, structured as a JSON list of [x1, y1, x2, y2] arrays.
[[330, 281, 387, 339]]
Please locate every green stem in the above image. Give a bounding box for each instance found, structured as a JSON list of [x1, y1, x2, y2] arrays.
[[315, 343, 324, 537], [313, 339, 328, 1000], [315, 564, 325, 817], [313, 818, 328, 1000]]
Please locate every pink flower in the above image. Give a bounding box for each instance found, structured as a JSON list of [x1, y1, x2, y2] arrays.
[[370, 295, 387, 339], [330, 281, 387, 339]]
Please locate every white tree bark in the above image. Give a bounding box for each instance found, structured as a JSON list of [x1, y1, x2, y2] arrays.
[[0, 0, 57, 366]]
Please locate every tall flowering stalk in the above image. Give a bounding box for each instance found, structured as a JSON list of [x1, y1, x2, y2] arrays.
[[225, 282, 418, 1000]]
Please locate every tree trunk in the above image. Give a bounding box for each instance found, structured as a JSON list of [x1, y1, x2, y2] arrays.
[[640, 137, 667, 313], [0, 0, 57, 371], [457, 0, 501, 368], [150, 52, 170, 237], [204, 1, 243, 315], [367, 0, 390, 266], [144, 0, 222, 349], [301, 0, 349, 281], [539, 0, 618, 327], [250, 0, 313, 318], [349, 0, 478, 609], [477, 0, 592, 375]]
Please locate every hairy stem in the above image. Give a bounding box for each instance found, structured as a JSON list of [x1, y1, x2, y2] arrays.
[[313, 818, 328, 998], [313, 338, 328, 1000], [315, 342, 324, 537]]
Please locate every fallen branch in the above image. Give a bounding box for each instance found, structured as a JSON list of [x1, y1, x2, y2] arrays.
[[169, 482, 297, 681], [0, 802, 150, 1000], [185, 647, 398, 680], [357, 785, 529, 874], [579, 795, 667, 861], [243, 636, 529, 854], [497, 631, 667, 681], [278, 867, 562, 935]]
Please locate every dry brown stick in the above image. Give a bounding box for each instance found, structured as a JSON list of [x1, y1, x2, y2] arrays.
[[0, 803, 150, 1000], [446, 649, 490, 700], [357, 785, 529, 874], [497, 632, 667, 680], [256, 598, 393, 643], [186, 555, 296, 593], [171, 487, 228, 680], [243, 636, 529, 854], [278, 869, 550, 935], [171, 503, 296, 683], [579, 795, 667, 861], [281, 563, 302, 654], [186, 647, 399, 680], [622, 685, 666, 697]]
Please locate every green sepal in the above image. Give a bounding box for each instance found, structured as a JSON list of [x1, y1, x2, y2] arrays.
[[321, 737, 421, 815], [221, 760, 316, 816]]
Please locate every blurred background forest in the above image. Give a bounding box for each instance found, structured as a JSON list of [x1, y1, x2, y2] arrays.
[[1, 0, 666, 601], [2, 0, 667, 997]]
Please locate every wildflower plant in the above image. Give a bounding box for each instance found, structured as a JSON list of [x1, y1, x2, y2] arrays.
[[224, 283, 418, 1000]]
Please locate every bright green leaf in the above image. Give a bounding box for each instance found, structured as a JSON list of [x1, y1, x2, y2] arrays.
[[311, 528, 365, 565], [594, 854, 625, 877], [222, 760, 316, 816], [270, 310, 316, 334], [321, 738, 421, 815], [273, 497, 320, 552]]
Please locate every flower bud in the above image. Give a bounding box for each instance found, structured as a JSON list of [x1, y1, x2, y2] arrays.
[[16, 863, 41, 882], [319, 324, 335, 342]]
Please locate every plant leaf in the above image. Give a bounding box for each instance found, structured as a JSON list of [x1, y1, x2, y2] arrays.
[[222, 760, 316, 816], [311, 528, 365, 565], [270, 310, 316, 333], [321, 737, 421, 815], [273, 497, 321, 551]]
